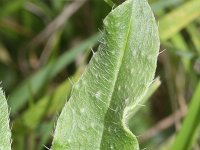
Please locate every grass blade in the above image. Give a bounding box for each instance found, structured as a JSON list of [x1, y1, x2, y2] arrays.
[[159, 0, 200, 41], [171, 81, 200, 150]]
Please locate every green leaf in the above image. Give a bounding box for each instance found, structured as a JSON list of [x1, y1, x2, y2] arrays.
[[0, 87, 11, 150], [104, 0, 116, 7], [171, 81, 200, 150], [187, 24, 200, 55], [159, 0, 200, 41], [51, 0, 160, 149]]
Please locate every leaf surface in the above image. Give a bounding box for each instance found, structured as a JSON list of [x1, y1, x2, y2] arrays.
[[0, 87, 11, 150], [51, 0, 160, 149]]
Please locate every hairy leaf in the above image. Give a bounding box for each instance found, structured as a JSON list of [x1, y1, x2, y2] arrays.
[[51, 0, 160, 149], [0, 87, 11, 150]]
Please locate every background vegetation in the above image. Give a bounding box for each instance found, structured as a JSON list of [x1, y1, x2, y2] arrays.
[[0, 0, 200, 149]]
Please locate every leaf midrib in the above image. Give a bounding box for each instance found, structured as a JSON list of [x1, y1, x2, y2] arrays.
[[100, 1, 133, 148]]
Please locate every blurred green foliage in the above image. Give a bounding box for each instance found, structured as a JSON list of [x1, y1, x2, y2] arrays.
[[0, 0, 200, 149]]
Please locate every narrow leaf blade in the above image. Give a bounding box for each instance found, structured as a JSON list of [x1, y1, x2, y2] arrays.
[[159, 0, 200, 41], [171, 81, 200, 150]]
